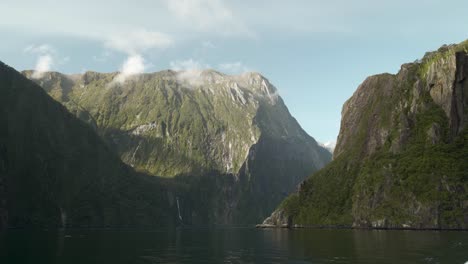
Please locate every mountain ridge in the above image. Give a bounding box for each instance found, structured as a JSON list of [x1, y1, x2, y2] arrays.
[[262, 40, 468, 229], [0, 61, 177, 229], [22, 68, 331, 225]]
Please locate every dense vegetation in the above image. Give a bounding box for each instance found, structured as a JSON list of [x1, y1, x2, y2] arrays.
[[277, 41, 468, 229], [0, 62, 175, 228], [17, 68, 331, 226]]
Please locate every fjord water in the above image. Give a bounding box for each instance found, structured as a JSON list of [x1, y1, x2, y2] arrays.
[[0, 228, 466, 264]]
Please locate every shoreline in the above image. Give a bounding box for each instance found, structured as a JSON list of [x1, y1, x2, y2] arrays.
[[255, 224, 468, 231], [2, 225, 467, 232]]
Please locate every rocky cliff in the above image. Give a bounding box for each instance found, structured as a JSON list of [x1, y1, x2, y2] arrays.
[[0, 61, 176, 229], [264, 41, 468, 229], [24, 69, 331, 224]]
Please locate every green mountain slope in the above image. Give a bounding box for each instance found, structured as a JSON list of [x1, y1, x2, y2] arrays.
[[0, 61, 174, 229], [24, 69, 331, 224], [264, 41, 468, 229]]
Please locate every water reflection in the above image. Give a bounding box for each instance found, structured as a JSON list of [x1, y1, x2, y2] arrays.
[[0, 228, 466, 264]]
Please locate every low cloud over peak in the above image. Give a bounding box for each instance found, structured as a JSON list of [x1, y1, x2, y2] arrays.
[[113, 54, 146, 84], [105, 29, 172, 84], [31, 55, 53, 79], [169, 58, 251, 86], [24, 44, 56, 79]]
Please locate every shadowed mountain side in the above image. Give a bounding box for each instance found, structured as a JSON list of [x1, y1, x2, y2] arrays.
[[24, 69, 331, 224], [0, 61, 176, 229]]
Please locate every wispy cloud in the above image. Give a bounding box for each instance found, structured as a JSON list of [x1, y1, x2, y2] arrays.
[[169, 58, 252, 86], [107, 29, 173, 83], [2, 0, 443, 42], [24, 44, 55, 55], [320, 141, 337, 153], [169, 58, 210, 86], [218, 62, 249, 74], [24, 44, 57, 78], [166, 0, 254, 37], [104, 29, 173, 55], [31, 55, 53, 78], [113, 54, 146, 84], [170, 58, 210, 71]]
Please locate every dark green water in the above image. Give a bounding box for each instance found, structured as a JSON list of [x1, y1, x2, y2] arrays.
[[0, 228, 467, 264]]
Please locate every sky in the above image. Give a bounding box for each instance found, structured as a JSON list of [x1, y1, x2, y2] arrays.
[[1, 0, 468, 144]]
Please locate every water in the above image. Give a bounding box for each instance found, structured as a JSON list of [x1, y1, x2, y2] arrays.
[[0, 228, 467, 264]]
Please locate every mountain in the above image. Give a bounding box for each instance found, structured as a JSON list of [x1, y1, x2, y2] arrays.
[[0, 61, 180, 229], [23, 69, 331, 224], [262, 41, 468, 229]]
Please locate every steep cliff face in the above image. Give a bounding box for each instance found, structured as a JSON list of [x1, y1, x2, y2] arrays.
[[267, 41, 468, 229], [0, 61, 174, 229], [24, 69, 331, 224]]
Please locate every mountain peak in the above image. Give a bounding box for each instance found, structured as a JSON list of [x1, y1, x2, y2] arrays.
[[20, 65, 331, 225], [268, 39, 468, 230], [24, 68, 280, 105]]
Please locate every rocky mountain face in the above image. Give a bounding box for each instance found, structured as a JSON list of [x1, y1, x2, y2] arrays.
[[24, 69, 331, 225], [0, 61, 176, 229], [264, 41, 468, 229]]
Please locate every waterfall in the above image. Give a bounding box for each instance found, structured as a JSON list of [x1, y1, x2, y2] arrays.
[[176, 197, 183, 221]]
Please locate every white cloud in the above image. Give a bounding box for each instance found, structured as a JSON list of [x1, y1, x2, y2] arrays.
[[24, 44, 55, 55], [169, 58, 211, 86], [320, 141, 336, 153], [121, 55, 145, 75], [166, 0, 253, 36], [104, 29, 173, 55], [170, 58, 210, 71], [113, 54, 146, 84], [169, 58, 251, 86], [177, 70, 205, 86], [24, 44, 57, 78], [106, 29, 172, 84], [31, 55, 53, 79], [2, 0, 446, 42], [218, 62, 249, 74], [170, 58, 251, 74]]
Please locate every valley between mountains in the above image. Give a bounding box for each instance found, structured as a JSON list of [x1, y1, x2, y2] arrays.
[[1, 63, 330, 228], [0, 40, 467, 230]]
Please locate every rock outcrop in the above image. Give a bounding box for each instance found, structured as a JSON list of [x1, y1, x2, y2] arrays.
[[23, 69, 331, 225], [257, 209, 290, 228], [265, 41, 468, 229]]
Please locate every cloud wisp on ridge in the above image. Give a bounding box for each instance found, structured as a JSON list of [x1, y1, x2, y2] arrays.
[[108, 29, 173, 84], [24, 44, 56, 78]]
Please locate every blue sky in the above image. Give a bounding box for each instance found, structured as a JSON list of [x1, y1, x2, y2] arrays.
[[1, 0, 468, 144]]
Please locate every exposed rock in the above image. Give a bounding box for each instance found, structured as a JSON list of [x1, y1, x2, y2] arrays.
[[452, 52, 468, 135], [427, 123, 441, 144], [24, 68, 331, 225], [267, 40, 468, 230], [257, 209, 290, 228], [426, 54, 456, 118], [334, 74, 395, 159]]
